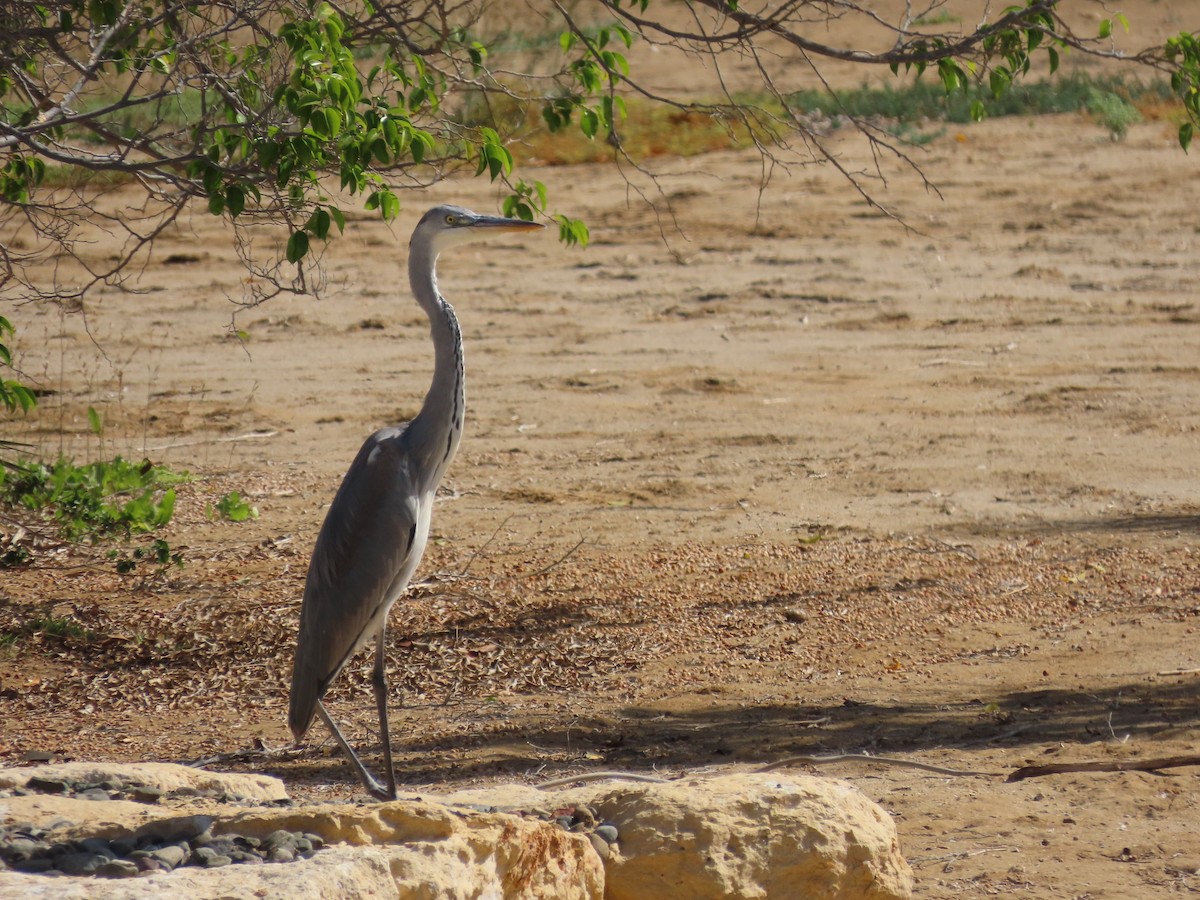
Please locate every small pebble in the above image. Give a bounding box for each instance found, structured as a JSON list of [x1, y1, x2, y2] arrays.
[[75, 788, 112, 802], [190, 846, 218, 864], [203, 854, 233, 869], [303, 833, 325, 850], [129, 785, 164, 804], [594, 824, 620, 845]]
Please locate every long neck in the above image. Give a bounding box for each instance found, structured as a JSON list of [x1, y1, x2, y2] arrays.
[[406, 240, 465, 491]]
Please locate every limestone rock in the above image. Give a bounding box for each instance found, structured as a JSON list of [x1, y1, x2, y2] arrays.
[[596, 773, 911, 899], [447, 771, 913, 899], [0, 762, 287, 803], [1, 763, 910, 899], [0, 763, 602, 900]]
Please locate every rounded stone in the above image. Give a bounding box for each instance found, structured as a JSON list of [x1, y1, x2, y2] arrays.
[[150, 844, 188, 869], [586, 832, 611, 860], [268, 846, 296, 863], [12, 858, 56, 874], [2, 835, 45, 861], [594, 824, 620, 845], [190, 846, 218, 864], [129, 785, 164, 804], [264, 829, 295, 850], [55, 850, 109, 875], [97, 858, 140, 878]]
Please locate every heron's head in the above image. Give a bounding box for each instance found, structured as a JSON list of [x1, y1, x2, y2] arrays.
[[412, 204, 544, 256]]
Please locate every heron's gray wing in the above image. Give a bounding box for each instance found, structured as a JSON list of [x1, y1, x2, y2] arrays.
[[289, 426, 425, 739]]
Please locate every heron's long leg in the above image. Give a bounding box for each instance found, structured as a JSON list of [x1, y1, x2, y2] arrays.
[[372, 627, 398, 801], [315, 699, 395, 801]]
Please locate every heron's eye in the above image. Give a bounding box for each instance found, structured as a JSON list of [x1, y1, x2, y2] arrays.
[[444, 214, 457, 225]]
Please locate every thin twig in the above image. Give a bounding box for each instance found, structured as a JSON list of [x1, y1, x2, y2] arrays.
[[536, 771, 670, 790], [1007, 755, 1200, 782], [758, 753, 999, 777]]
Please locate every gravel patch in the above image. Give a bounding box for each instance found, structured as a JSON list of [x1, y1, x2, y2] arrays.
[[0, 777, 318, 878]]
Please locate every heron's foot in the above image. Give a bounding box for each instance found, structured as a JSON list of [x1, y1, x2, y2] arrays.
[[365, 779, 398, 802]]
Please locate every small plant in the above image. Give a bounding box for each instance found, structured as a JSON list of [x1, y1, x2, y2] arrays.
[[109, 538, 184, 575], [17, 615, 95, 641], [212, 490, 259, 522], [0, 456, 189, 540], [1086, 89, 1142, 140]]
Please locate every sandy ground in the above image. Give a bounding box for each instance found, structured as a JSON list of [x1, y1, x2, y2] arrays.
[[3, 4, 1200, 897]]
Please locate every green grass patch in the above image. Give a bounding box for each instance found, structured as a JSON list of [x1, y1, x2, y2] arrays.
[[784, 71, 1173, 127], [1, 614, 97, 644]]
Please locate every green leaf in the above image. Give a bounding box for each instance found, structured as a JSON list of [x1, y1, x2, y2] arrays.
[[1180, 121, 1194, 152], [1099, 19, 1112, 40], [555, 215, 590, 248], [226, 185, 246, 217], [329, 205, 346, 233], [286, 230, 309, 263], [87, 407, 103, 437], [580, 107, 599, 139], [307, 207, 331, 239]]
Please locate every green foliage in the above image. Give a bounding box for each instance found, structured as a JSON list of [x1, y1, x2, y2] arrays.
[[0, 154, 45, 203], [0, 456, 188, 541], [1166, 32, 1200, 150], [212, 490, 259, 522], [544, 22, 632, 144], [0, 316, 37, 415]]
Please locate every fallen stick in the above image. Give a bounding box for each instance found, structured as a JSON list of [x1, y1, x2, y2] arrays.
[[1007, 754, 1200, 782], [759, 753, 998, 777]]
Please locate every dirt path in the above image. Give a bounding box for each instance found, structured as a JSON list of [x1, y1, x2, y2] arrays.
[[3, 11, 1200, 896]]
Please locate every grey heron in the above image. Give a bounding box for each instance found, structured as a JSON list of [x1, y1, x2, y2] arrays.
[[288, 204, 543, 800]]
